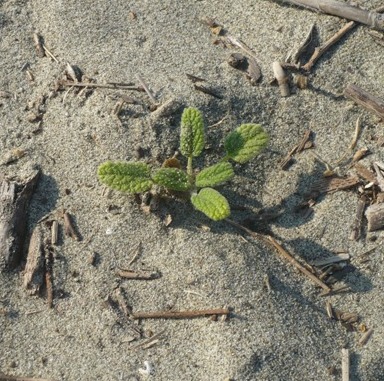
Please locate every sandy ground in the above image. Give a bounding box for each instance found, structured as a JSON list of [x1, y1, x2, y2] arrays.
[[1, 0, 384, 380]]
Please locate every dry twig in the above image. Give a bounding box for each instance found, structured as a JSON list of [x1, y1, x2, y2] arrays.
[[225, 219, 331, 292], [132, 307, 230, 319], [302, 21, 356, 71]]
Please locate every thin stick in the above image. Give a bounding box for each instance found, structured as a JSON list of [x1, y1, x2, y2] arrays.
[[302, 20, 356, 71], [344, 84, 384, 120], [130, 330, 166, 350], [42, 45, 59, 63], [116, 269, 160, 280], [136, 75, 157, 105], [132, 307, 230, 319], [59, 80, 144, 91], [342, 348, 350, 381], [279, 0, 384, 30], [349, 116, 362, 150], [45, 257, 53, 308], [225, 219, 331, 292]]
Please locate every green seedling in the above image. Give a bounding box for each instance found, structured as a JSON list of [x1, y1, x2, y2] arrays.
[[98, 107, 268, 221]]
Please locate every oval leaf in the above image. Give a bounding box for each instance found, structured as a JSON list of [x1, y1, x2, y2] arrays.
[[152, 168, 190, 191], [180, 107, 205, 158], [191, 188, 230, 221], [98, 161, 153, 193], [224, 124, 268, 164], [195, 162, 234, 188]]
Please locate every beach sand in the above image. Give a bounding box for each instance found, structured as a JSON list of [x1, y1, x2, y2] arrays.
[[1, 0, 384, 380]]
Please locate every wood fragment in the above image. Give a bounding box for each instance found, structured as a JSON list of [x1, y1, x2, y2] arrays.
[[136, 74, 157, 106], [130, 330, 166, 350], [23, 225, 45, 295], [296, 130, 312, 153], [367, 29, 384, 46], [365, 202, 384, 231], [279, 0, 384, 30], [63, 212, 81, 241], [291, 23, 316, 64], [312, 254, 350, 266], [350, 197, 367, 240], [373, 162, 384, 191], [126, 242, 142, 267], [51, 220, 58, 245], [359, 328, 374, 346], [0, 170, 40, 270], [353, 163, 377, 183], [65, 63, 82, 82], [45, 248, 53, 308], [225, 219, 331, 292], [326, 301, 335, 319], [344, 84, 384, 120], [193, 84, 223, 99], [272, 61, 290, 97], [349, 116, 362, 150], [342, 348, 350, 381], [186, 73, 206, 83], [132, 307, 230, 320], [33, 33, 45, 58], [280, 146, 297, 170], [302, 20, 356, 71], [42, 45, 59, 63], [116, 269, 160, 280]]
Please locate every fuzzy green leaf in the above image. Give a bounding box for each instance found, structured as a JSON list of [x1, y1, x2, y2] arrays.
[[195, 162, 234, 188], [180, 107, 205, 158], [224, 124, 268, 164], [152, 168, 190, 191], [98, 161, 153, 193], [191, 188, 230, 221]]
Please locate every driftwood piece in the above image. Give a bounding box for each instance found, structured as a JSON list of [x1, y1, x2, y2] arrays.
[[279, 0, 384, 30], [0, 170, 40, 270], [365, 202, 384, 231], [344, 84, 384, 120], [23, 225, 45, 295]]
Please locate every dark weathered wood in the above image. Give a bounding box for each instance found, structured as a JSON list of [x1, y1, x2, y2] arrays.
[[0, 170, 40, 270]]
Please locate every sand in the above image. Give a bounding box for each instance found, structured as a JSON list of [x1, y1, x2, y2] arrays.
[[1, 0, 384, 380]]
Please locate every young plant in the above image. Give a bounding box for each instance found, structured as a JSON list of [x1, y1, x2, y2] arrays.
[[98, 107, 268, 221]]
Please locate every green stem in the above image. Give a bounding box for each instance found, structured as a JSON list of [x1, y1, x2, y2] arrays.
[[187, 156, 194, 186]]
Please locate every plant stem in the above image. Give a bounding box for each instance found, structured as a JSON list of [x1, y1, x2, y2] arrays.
[[187, 156, 194, 185]]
